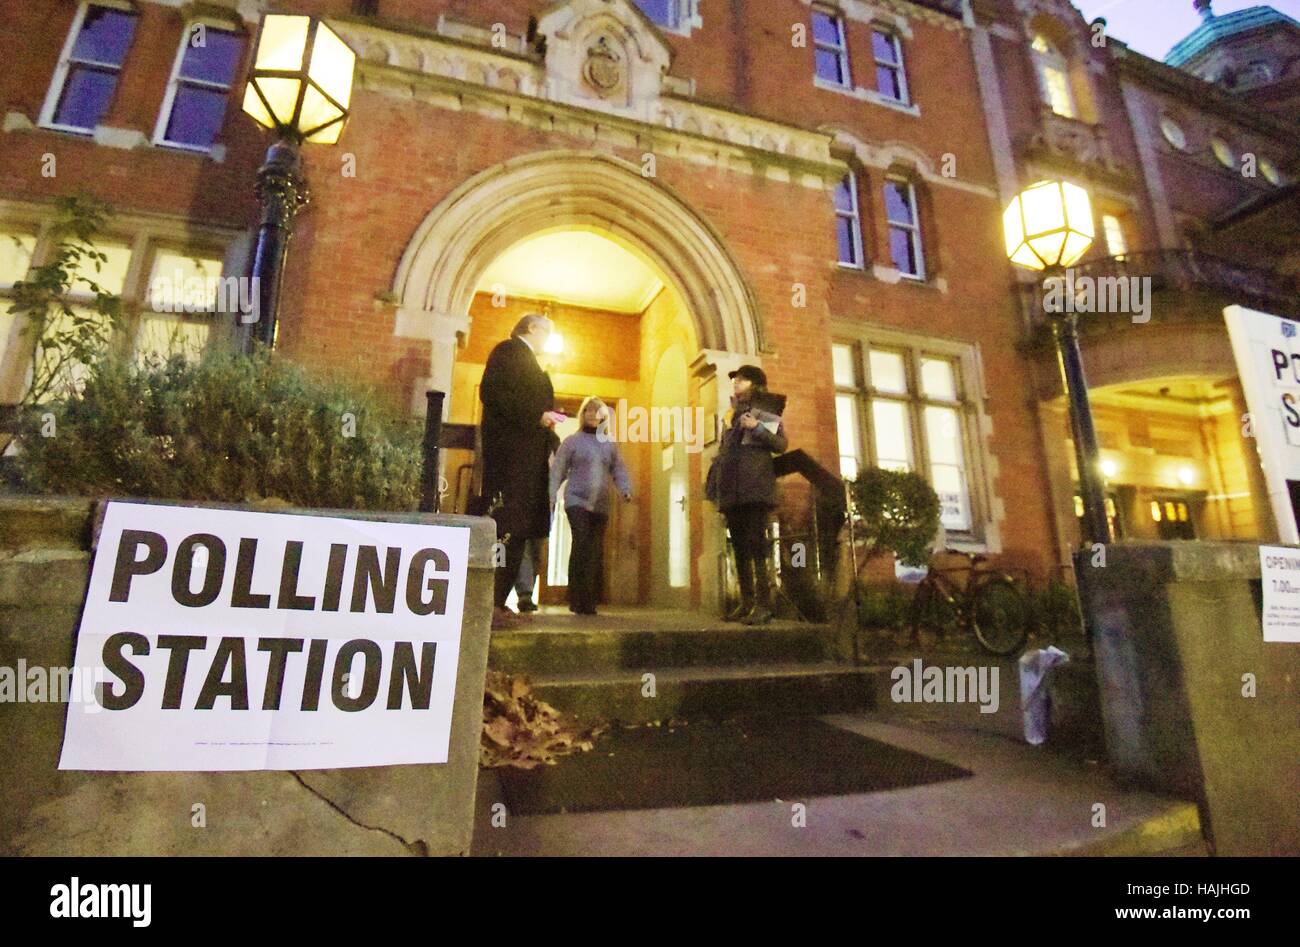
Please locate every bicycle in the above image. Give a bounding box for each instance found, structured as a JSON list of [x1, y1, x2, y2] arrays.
[[908, 549, 1032, 656]]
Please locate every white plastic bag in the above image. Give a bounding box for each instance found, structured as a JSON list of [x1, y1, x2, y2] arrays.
[[1018, 646, 1070, 746]]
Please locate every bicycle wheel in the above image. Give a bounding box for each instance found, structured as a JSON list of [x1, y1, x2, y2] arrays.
[[970, 576, 1030, 656], [910, 577, 956, 643]]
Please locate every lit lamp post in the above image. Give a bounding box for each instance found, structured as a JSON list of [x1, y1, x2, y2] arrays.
[[1003, 179, 1111, 544], [240, 15, 356, 347]]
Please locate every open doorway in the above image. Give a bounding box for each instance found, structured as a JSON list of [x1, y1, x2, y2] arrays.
[[446, 227, 702, 610]]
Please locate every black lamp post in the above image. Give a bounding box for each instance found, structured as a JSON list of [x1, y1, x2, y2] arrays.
[[1004, 180, 1112, 545], [240, 15, 356, 348]]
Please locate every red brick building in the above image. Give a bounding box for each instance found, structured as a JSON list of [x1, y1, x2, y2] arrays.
[[1, 0, 1296, 610]]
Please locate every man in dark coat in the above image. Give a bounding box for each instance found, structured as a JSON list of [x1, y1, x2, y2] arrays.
[[479, 313, 565, 628]]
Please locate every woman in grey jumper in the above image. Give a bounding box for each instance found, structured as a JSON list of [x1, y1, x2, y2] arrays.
[[549, 397, 632, 615]]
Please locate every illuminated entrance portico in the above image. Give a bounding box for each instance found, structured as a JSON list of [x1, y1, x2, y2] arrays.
[[391, 151, 764, 612]]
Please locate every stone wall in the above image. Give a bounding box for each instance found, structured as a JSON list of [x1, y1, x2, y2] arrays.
[[0, 496, 496, 856], [1076, 540, 1300, 856]]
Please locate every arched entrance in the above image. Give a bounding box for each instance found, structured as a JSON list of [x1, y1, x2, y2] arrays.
[[393, 151, 764, 611]]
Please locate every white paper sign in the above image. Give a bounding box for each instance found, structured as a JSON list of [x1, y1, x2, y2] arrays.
[[1259, 546, 1300, 643], [59, 502, 471, 772], [1224, 305, 1300, 543]]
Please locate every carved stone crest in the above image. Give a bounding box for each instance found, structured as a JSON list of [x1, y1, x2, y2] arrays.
[[582, 36, 623, 94]]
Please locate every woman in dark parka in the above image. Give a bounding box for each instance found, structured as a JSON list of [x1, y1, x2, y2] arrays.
[[707, 364, 788, 625]]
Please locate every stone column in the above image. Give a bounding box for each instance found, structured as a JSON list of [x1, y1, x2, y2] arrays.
[[401, 308, 468, 420]]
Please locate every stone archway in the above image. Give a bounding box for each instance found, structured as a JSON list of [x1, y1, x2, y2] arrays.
[[390, 149, 764, 409]]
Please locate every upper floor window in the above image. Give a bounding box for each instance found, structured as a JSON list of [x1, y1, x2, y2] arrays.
[[871, 30, 908, 103], [42, 3, 139, 133], [1260, 157, 1283, 186], [1101, 214, 1128, 261], [1209, 136, 1236, 170], [834, 173, 864, 268], [635, 0, 683, 31], [884, 178, 924, 279], [1160, 115, 1188, 150], [155, 23, 246, 151], [812, 9, 851, 88], [1031, 34, 1075, 119]]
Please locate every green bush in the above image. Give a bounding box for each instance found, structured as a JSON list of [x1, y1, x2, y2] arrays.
[[846, 466, 941, 568], [856, 583, 912, 633], [1031, 579, 1083, 640], [14, 348, 423, 511]]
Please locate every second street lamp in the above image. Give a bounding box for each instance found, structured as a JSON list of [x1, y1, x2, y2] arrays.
[[240, 15, 356, 348], [1004, 179, 1112, 545]]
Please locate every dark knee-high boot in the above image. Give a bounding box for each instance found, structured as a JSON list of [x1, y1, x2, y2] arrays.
[[744, 557, 773, 625], [726, 557, 754, 621]]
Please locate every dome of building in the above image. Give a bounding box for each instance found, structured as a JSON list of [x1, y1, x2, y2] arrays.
[[1165, 1, 1300, 67]]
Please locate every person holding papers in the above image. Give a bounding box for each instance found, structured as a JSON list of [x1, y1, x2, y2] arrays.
[[705, 364, 788, 626]]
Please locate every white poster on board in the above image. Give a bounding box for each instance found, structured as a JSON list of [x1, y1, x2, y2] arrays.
[[1223, 305, 1300, 544], [59, 502, 471, 772], [1259, 547, 1300, 642]]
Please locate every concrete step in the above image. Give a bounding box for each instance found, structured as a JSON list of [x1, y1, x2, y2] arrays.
[[489, 623, 842, 675], [531, 663, 877, 725]]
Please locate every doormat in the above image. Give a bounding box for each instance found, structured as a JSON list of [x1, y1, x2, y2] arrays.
[[494, 717, 972, 816]]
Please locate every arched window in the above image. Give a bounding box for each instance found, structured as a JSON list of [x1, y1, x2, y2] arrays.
[[1032, 33, 1076, 119]]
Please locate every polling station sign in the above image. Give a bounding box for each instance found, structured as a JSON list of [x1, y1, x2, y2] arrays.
[[59, 502, 471, 772], [1224, 305, 1300, 544]]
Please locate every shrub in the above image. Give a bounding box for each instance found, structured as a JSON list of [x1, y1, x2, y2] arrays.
[[14, 348, 423, 511], [1032, 578, 1084, 640], [856, 583, 912, 633], [845, 466, 941, 568]]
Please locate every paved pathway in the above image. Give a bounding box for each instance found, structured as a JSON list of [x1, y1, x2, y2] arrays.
[[472, 712, 1203, 856]]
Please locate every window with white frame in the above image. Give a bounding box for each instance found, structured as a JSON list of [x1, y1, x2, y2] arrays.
[[871, 30, 908, 103], [36, 239, 133, 398], [635, 0, 681, 30], [832, 339, 975, 533], [1031, 34, 1075, 120], [42, 3, 139, 133], [137, 249, 224, 362], [0, 232, 37, 290], [834, 172, 864, 268], [0, 230, 39, 392], [884, 178, 924, 279], [812, 8, 851, 87], [155, 22, 246, 151], [0, 230, 230, 402]]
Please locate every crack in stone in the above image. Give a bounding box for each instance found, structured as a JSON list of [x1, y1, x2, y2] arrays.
[[289, 771, 429, 856]]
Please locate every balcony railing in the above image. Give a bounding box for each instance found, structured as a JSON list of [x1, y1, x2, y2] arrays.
[[1024, 107, 1127, 178], [1019, 248, 1300, 329]]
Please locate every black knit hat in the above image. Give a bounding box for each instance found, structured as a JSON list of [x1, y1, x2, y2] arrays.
[[728, 364, 768, 388]]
